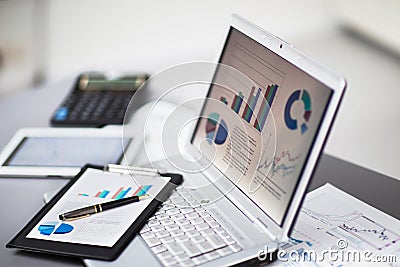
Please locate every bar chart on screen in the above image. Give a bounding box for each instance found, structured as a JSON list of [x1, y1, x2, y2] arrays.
[[78, 185, 152, 200], [226, 42, 284, 133], [216, 83, 279, 133]]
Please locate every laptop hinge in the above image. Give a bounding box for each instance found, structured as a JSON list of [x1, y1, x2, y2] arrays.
[[254, 218, 278, 241]]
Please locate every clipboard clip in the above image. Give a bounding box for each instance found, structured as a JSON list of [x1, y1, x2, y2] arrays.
[[105, 164, 160, 177]]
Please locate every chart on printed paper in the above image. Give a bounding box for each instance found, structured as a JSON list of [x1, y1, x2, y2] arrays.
[[269, 184, 400, 266], [26, 168, 170, 247]]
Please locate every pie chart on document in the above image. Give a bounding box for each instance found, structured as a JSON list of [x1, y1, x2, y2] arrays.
[[38, 222, 74, 236]]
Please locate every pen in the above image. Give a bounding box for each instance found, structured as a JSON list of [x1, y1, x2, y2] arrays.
[[59, 194, 150, 221], [106, 164, 160, 175]]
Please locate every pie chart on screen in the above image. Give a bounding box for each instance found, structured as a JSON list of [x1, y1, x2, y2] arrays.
[[284, 89, 312, 134], [205, 112, 228, 145], [38, 222, 74, 236]]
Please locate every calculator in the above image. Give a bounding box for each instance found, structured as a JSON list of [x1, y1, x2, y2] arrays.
[[51, 73, 149, 127]]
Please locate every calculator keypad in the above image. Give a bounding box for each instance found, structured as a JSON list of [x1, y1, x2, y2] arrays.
[[52, 90, 133, 127]]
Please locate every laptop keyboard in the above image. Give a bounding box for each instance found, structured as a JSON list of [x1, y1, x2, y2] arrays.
[[140, 186, 242, 266]]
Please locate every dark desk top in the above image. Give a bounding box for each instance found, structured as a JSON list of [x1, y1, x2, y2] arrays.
[[1, 154, 398, 267]]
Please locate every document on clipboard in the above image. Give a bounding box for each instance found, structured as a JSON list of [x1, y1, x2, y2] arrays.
[[6, 164, 183, 260]]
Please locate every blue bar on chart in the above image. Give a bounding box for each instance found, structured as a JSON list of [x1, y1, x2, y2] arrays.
[[231, 92, 244, 113], [137, 185, 152, 196], [254, 85, 272, 131], [254, 84, 279, 132], [97, 190, 110, 198], [249, 88, 262, 120], [242, 87, 261, 123], [219, 96, 228, 105], [111, 187, 124, 199], [242, 86, 255, 122], [115, 187, 132, 200]]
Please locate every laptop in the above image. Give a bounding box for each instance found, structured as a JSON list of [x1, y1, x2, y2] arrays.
[[85, 14, 346, 267]]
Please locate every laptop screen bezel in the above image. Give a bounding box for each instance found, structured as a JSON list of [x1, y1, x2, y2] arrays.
[[190, 14, 346, 238]]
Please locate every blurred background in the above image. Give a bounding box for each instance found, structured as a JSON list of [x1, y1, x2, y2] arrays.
[[0, 0, 399, 179]]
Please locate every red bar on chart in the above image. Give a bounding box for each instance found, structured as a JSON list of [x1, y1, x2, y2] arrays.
[[112, 187, 124, 199], [132, 186, 143, 196]]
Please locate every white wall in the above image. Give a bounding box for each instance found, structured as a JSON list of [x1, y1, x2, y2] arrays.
[[0, 0, 35, 94], [1, 0, 399, 179], [44, 0, 335, 83]]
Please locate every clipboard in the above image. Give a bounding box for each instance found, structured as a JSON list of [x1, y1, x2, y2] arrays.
[[6, 164, 183, 261]]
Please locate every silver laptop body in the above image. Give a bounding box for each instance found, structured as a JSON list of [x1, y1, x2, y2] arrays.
[[85, 14, 345, 267]]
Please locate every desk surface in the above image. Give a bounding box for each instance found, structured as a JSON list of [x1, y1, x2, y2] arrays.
[[0, 81, 399, 267]]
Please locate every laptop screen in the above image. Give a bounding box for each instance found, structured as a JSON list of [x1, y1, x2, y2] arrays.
[[191, 27, 333, 225]]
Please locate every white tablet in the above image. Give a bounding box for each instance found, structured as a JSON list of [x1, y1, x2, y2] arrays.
[[0, 127, 139, 178]]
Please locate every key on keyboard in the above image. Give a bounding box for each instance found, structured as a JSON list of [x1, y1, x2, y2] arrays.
[[140, 187, 242, 266]]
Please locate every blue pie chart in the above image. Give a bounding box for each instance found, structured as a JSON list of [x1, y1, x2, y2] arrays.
[[205, 112, 228, 145], [38, 222, 74, 236], [284, 89, 312, 134]]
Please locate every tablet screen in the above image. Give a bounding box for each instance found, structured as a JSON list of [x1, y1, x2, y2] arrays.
[[4, 137, 131, 167]]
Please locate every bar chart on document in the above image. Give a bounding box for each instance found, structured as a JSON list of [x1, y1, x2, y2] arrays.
[[78, 185, 153, 200]]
